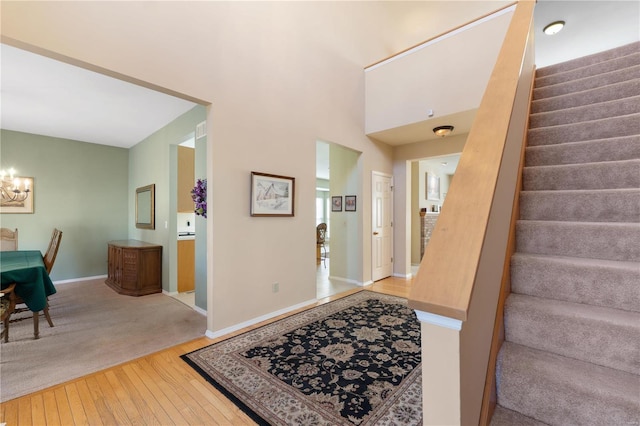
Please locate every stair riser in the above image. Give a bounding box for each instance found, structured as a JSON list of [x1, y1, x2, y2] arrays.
[[496, 343, 640, 426], [523, 160, 640, 191], [525, 136, 640, 166], [533, 66, 640, 100], [519, 189, 640, 223], [511, 254, 640, 312], [536, 42, 640, 77], [529, 96, 640, 129], [536, 53, 640, 88], [516, 221, 640, 262], [528, 114, 640, 146], [505, 295, 640, 374], [531, 80, 640, 114]]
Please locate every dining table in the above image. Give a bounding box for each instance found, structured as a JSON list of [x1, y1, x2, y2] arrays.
[[0, 250, 56, 312]]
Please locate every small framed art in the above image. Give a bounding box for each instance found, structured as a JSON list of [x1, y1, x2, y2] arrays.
[[331, 196, 342, 212], [345, 195, 356, 212]]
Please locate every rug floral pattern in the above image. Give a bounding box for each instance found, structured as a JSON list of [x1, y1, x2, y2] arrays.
[[182, 291, 422, 425]]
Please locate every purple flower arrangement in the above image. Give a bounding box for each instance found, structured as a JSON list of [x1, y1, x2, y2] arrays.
[[191, 178, 207, 218]]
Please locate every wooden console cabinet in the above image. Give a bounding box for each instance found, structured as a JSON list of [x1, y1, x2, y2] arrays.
[[106, 240, 162, 296]]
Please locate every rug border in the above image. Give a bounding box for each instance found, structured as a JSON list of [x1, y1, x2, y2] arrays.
[[180, 354, 270, 426], [179, 290, 412, 425]]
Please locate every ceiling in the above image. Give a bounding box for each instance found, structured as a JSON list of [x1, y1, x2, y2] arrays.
[[1, 1, 637, 157]]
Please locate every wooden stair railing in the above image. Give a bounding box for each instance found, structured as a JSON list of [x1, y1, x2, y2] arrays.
[[407, 1, 536, 424]]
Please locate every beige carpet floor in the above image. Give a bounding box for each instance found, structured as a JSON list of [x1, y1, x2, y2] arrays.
[[0, 278, 207, 402]]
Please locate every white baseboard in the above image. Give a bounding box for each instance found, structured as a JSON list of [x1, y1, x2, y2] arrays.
[[163, 290, 179, 296], [393, 272, 413, 279], [328, 276, 370, 287], [53, 275, 107, 285], [192, 305, 207, 316], [362, 280, 374, 287], [205, 298, 317, 339]]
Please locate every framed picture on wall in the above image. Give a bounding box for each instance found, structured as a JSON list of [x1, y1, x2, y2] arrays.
[[250, 171, 295, 217], [331, 196, 342, 212], [0, 176, 34, 214], [426, 173, 440, 201], [345, 195, 356, 212]]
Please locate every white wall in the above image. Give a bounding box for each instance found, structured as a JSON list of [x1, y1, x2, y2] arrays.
[[1, 0, 513, 334]]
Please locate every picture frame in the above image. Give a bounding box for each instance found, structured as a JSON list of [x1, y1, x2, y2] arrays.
[[426, 173, 440, 201], [345, 195, 356, 212], [0, 176, 34, 214], [331, 196, 342, 212], [250, 171, 295, 217]]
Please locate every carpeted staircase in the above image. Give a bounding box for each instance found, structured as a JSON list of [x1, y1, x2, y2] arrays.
[[492, 42, 640, 425]]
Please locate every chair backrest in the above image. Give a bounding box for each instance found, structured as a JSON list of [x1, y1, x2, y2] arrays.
[[316, 223, 327, 244], [44, 228, 63, 274], [0, 228, 18, 251]]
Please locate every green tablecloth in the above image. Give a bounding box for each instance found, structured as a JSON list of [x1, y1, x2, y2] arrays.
[[0, 250, 56, 312]]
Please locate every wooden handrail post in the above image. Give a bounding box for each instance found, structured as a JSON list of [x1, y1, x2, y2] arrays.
[[409, 0, 536, 424]]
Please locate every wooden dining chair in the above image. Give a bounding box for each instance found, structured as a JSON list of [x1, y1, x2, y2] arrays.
[[10, 228, 62, 340], [1, 284, 17, 343], [316, 223, 327, 268], [0, 228, 18, 251]]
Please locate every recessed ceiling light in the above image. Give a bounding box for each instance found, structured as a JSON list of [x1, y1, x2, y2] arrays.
[[433, 125, 454, 137], [543, 21, 565, 35]]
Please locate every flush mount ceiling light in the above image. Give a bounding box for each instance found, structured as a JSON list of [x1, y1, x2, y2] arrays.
[[543, 20, 565, 35], [433, 125, 454, 137]]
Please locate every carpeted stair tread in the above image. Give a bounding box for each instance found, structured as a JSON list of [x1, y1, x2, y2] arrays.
[[535, 52, 640, 88], [497, 42, 640, 426], [519, 189, 640, 222], [516, 220, 640, 262], [529, 95, 640, 128], [533, 65, 640, 100], [504, 294, 640, 374], [522, 159, 640, 191], [525, 135, 640, 166], [511, 253, 640, 312], [528, 113, 640, 146], [536, 41, 640, 78], [531, 79, 640, 114], [496, 342, 640, 426], [490, 406, 548, 426]]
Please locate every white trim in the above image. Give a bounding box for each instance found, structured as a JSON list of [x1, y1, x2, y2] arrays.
[[393, 272, 412, 279], [192, 305, 207, 316], [52, 275, 107, 285], [362, 280, 374, 287], [415, 309, 463, 331], [205, 298, 317, 339], [365, 4, 516, 72], [163, 290, 179, 296], [329, 275, 368, 287]]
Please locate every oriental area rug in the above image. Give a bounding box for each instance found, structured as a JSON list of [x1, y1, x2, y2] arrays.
[[181, 291, 423, 425]]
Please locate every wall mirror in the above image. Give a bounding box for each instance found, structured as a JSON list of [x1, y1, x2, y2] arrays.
[[136, 184, 155, 229]]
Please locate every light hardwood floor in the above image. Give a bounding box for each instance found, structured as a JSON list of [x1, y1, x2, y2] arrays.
[[0, 276, 414, 425]]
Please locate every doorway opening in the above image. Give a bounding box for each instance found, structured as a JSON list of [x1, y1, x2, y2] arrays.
[[409, 154, 459, 275], [316, 140, 362, 299]]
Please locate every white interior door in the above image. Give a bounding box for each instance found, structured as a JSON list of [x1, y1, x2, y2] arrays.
[[372, 172, 393, 281]]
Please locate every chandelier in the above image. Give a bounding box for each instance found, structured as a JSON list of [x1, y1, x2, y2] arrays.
[[0, 168, 30, 203]]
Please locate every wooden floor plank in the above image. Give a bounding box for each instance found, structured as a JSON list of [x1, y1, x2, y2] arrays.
[[123, 362, 182, 425], [64, 383, 89, 426], [1, 398, 19, 425], [137, 357, 207, 425], [0, 279, 410, 426], [17, 396, 32, 425], [73, 381, 104, 426], [84, 376, 119, 425], [104, 370, 150, 425], [125, 360, 187, 424], [29, 394, 46, 426], [53, 387, 75, 426]]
